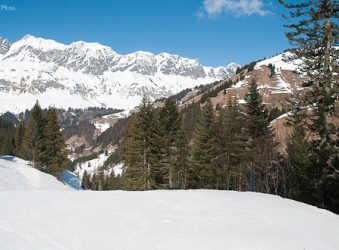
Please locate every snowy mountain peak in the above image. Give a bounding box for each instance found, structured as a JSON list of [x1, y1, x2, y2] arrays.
[[13, 34, 67, 52], [0, 35, 240, 113], [70, 40, 117, 54], [0, 37, 11, 55]]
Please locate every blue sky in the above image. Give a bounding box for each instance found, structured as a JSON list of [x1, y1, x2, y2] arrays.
[[0, 0, 289, 66]]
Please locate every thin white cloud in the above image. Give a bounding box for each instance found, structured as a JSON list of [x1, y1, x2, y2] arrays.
[[200, 0, 272, 18]]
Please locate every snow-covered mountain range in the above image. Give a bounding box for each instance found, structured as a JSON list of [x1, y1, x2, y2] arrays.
[[0, 35, 239, 113]]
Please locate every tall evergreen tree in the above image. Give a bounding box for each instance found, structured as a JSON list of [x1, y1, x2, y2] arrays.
[[123, 96, 159, 190], [0, 116, 16, 155], [287, 112, 315, 203], [245, 78, 269, 138], [15, 122, 26, 159], [23, 101, 45, 169], [158, 97, 181, 188], [280, 0, 339, 210], [174, 124, 189, 189], [245, 79, 279, 193], [81, 170, 91, 190], [216, 98, 250, 190], [190, 100, 218, 188], [41, 107, 67, 176]]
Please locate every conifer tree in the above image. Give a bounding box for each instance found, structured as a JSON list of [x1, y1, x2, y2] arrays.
[[245, 79, 278, 193], [287, 112, 315, 203], [245, 78, 269, 138], [190, 100, 218, 188], [123, 96, 158, 190], [82, 170, 91, 190], [280, 0, 339, 210], [23, 101, 45, 169], [91, 173, 99, 190], [41, 107, 67, 176], [174, 125, 189, 189], [15, 122, 26, 159], [106, 171, 116, 190], [158, 97, 181, 188], [0, 116, 15, 155], [98, 170, 105, 191], [216, 98, 249, 190]]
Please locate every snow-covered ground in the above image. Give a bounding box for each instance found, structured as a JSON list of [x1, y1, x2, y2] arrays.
[[74, 150, 123, 178], [255, 52, 301, 71], [93, 121, 111, 133], [0, 189, 339, 250], [0, 156, 69, 190], [74, 151, 112, 178], [1, 156, 339, 250]]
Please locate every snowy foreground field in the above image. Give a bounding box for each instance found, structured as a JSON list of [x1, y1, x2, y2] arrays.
[[1, 157, 339, 250]]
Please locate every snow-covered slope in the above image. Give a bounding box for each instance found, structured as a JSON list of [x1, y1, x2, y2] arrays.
[[0, 35, 239, 113], [0, 156, 69, 190], [0, 190, 339, 250], [255, 52, 300, 71], [74, 150, 123, 178]]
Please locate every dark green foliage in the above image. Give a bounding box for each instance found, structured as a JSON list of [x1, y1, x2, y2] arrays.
[[40, 107, 68, 176], [239, 73, 245, 81], [174, 125, 189, 189], [268, 107, 286, 122], [247, 61, 256, 72], [268, 63, 275, 77], [200, 79, 233, 104], [156, 88, 192, 103], [1, 112, 19, 127], [280, 0, 339, 212], [189, 100, 218, 188], [181, 102, 201, 139], [0, 115, 16, 155], [84, 170, 123, 191], [245, 78, 270, 138], [23, 101, 45, 169], [103, 148, 122, 168], [122, 96, 159, 190], [12, 102, 69, 176], [0, 102, 68, 177], [15, 122, 26, 159], [63, 121, 95, 143], [95, 118, 129, 147], [157, 98, 181, 188], [287, 114, 315, 203], [245, 79, 280, 193], [122, 96, 189, 190], [81, 170, 91, 190], [213, 99, 250, 190], [72, 152, 99, 168]]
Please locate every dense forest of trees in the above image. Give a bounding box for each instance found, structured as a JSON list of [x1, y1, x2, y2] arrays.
[[0, 101, 69, 177], [116, 79, 285, 194], [83, 0, 339, 215], [280, 0, 338, 213]]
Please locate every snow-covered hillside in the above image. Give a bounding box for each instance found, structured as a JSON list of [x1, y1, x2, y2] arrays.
[[0, 35, 239, 113], [0, 156, 69, 190], [1, 157, 338, 249], [74, 150, 124, 178], [255, 52, 300, 71], [0, 190, 339, 250]]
